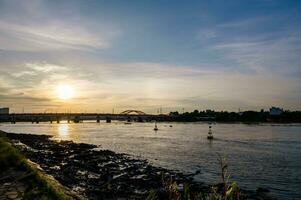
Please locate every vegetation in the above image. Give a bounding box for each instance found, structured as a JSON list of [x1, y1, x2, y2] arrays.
[[147, 155, 243, 200], [168, 109, 301, 123], [0, 131, 77, 200]]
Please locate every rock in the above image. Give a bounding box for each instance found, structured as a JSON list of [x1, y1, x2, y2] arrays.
[[5, 191, 18, 199], [3, 182, 11, 186]]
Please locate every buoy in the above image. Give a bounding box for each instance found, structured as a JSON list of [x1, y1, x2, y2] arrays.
[[207, 125, 213, 140]]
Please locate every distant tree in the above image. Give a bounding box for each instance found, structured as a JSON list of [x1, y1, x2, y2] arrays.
[[193, 110, 199, 115]]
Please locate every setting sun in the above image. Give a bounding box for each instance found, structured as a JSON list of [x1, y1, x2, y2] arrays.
[[56, 85, 74, 100]]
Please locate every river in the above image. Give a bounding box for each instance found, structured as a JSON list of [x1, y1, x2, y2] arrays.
[[1, 122, 300, 199]]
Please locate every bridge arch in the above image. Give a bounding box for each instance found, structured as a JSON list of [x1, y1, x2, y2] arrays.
[[120, 110, 146, 115]]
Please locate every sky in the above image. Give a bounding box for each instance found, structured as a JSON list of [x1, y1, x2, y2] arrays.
[[0, 0, 301, 113]]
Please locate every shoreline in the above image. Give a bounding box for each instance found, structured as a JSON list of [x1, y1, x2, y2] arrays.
[[1, 131, 271, 199]]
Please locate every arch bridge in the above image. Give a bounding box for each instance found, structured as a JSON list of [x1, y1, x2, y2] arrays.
[[120, 110, 146, 115]]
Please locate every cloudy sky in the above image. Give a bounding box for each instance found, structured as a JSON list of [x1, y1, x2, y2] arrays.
[[0, 0, 300, 113]]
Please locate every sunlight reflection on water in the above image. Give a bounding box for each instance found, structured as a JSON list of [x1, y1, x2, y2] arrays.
[[58, 123, 69, 140]]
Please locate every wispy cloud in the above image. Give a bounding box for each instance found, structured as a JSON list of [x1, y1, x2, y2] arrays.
[[195, 15, 301, 75], [25, 63, 68, 72], [0, 20, 111, 51], [0, 0, 120, 52], [212, 32, 301, 73]]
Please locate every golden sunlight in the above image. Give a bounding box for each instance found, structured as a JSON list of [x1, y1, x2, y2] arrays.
[[56, 85, 75, 100]]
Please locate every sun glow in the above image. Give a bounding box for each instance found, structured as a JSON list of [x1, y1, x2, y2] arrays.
[[56, 85, 75, 100]]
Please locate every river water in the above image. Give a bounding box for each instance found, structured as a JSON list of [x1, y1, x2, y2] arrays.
[[1, 122, 300, 199]]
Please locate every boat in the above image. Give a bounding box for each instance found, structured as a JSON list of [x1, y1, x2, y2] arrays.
[[207, 126, 213, 139]]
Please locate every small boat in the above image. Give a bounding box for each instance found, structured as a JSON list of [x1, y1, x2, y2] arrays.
[[207, 126, 213, 139], [154, 122, 158, 131], [124, 122, 132, 125]]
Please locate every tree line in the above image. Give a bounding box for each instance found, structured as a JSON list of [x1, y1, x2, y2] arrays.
[[167, 110, 301, 123]]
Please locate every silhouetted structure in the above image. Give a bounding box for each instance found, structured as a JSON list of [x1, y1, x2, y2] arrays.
[[0, 107, 9, 114]]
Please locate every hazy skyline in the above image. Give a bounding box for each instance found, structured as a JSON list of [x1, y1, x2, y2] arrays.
[[0, 0, 301, 113]]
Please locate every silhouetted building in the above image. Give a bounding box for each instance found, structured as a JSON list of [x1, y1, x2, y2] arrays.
[[0, 107, 9, 114], [269, 107, 283, 116]]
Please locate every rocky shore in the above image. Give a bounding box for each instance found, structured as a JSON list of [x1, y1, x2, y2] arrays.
[[4, 132, 272, 200]]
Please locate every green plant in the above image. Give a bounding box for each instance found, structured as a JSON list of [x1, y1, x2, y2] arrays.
[[162, 175, 181, 200], [146, 190, 158, 200], [183, 184, 191, 200], [217, 154, 242, 200]]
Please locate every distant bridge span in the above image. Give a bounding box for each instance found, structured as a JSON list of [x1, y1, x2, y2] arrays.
[[0, 112, 169, 123], [119, 110, 146, 115]]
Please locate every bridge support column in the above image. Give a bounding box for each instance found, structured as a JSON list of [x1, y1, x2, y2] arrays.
[[137, 117, 143, 122], [10, 115, 16, 124], [73, 116, 80, 123], [96, 115, 100, 123], [11, 118, 16, 124], [106, 117, 111, 123]]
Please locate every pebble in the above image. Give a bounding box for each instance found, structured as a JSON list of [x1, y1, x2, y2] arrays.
[[5, 191, 18, 199]]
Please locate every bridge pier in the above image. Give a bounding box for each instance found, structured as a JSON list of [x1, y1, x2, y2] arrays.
[[137, 116, 143, 122], [106, 117, 111, 123], [10, 115, 16, 124], [96, 115, 100, 123], [73, 116, 80, 123]]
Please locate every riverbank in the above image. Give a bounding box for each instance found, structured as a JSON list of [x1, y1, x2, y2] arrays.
[[0, 130, 272, 199], [0, 131, 80, 200]]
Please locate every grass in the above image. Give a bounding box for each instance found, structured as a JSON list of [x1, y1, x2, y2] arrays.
[[0, 131, 78, 200], [147, 155, 243, 200]]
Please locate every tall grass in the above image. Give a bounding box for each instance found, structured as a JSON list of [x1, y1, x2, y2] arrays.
[[147, 154, 243, 200]]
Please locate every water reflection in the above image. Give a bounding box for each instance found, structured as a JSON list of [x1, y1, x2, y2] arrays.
[[208, 139, 213, 148], [58, 123, 70, 140]]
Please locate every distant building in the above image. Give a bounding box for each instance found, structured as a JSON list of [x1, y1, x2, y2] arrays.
[[269, 107, 283, 116], [0, 107, 9, 114]]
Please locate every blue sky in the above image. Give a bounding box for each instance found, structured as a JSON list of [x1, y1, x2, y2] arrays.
[[0, 0, 300, 113]]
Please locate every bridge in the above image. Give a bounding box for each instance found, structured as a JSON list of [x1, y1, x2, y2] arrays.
[[119, 110, 146, 115], [0, 110, 168, 123]]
